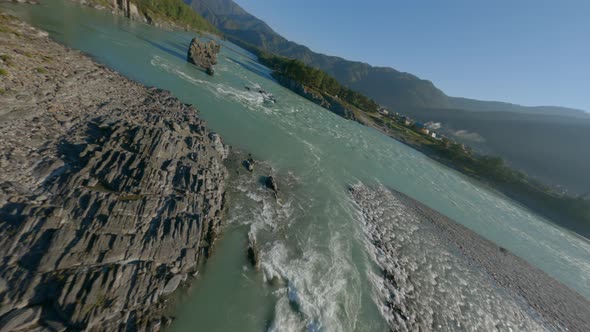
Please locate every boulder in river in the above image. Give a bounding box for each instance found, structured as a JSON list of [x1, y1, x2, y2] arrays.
[[247, 235, 260, 270], [187, 38, 221, 76], [245, 84, 277, 103], [265, 175, 279, 196], [243, 155, 255, 172]]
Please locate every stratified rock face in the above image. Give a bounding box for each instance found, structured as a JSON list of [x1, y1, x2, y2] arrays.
[[0, 14, 227, 331], [187, 38, 221, 75]]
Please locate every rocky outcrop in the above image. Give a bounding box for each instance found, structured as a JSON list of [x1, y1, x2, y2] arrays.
[[111, 0, 141, 21], [187, 38, 220, 76], [0, 14, 228, 331], [247, 234, 260, 269], [242, 155, 255, 172], [273, 75, 356, 120], [264, 176, 279, 198]]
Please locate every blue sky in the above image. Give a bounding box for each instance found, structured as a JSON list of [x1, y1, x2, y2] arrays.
[[235, 0, 589, 111]]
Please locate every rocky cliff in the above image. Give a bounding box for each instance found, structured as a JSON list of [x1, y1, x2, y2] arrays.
[[73, 0, 218, 33], [111, 0, 143, 21], [0, 13, 228, 331], [78, 0, 143, 22]]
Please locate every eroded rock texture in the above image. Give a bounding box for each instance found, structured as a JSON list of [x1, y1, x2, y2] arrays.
[[187, 38, 220, 76], [0, 13, 228, 331]]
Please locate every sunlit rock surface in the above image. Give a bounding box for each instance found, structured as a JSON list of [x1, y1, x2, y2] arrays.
[[0, 14, 227, 330]]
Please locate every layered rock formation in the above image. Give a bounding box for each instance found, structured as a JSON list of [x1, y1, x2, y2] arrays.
[[0, 13, 228, 331], [187, 38, 220, 75]]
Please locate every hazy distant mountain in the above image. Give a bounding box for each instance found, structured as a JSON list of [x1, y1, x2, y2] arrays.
[[448, 97, 588, 118], [405, 106, 590, 194], [185, 0, 587, 118]]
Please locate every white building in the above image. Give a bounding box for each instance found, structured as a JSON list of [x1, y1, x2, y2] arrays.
[[425, 121, 442, 130]]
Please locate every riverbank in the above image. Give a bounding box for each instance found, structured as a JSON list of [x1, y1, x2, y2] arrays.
[[350, 184, 590, 331], [230, 36, 590, 240], [260, 57, 590, 239], [352, 110, 590, 239], [0, 12, 227, 330], [72, 0, 219, 35]]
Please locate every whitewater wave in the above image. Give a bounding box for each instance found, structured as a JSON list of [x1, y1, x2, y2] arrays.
[[224, 157, 365, 332], [150, 55, 275, 114]]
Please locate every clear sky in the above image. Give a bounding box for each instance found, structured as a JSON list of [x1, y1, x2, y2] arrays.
[[235, 0, 589, 111]]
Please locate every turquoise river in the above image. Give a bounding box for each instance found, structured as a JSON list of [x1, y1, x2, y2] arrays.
[[2, 1, 590, 331]]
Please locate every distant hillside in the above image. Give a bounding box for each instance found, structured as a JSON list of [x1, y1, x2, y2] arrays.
[[449, 97, 588, 118], [404, 106, 590, 194], [185, 0, 449, 109], [185, 0, 589, 195], [184, 0, 587, 118], [135, 0, 219, 33]]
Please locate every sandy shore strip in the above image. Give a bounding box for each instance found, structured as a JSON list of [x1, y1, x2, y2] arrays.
[[350, 184, 590, 331]]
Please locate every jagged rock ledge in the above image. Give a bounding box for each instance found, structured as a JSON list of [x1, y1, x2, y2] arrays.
[[0, 13, 228, 331]]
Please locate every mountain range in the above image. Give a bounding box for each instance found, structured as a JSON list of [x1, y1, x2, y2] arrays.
[[184, 0, 590, 194], [185, 0, 587, 117]]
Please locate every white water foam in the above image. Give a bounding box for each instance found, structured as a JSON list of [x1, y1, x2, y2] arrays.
[[150, 55, 275, 114], [226, 162, 365, 331]]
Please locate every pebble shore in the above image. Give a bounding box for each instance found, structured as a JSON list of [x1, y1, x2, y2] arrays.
[[350, 184, 590, 331]]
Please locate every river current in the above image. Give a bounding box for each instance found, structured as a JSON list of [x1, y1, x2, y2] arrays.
[[3, 1, 590, 331]]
